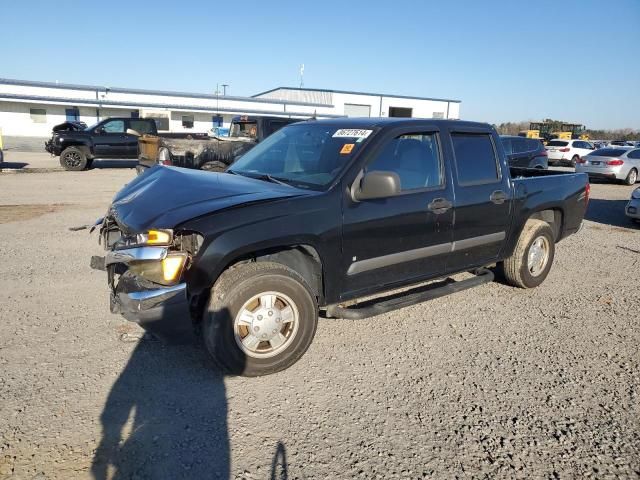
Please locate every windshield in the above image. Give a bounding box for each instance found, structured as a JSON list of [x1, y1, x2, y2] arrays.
[[547, 140, 568, 147], [85, 122, 100, 131], [229, 123, 372, 189]]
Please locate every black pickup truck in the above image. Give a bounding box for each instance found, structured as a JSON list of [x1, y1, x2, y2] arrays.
[[91, 118, 589, 376], [137, 115, 300, 173], [46, 117, 160, 171]]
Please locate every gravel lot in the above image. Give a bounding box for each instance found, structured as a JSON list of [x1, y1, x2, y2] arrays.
[[1, 152, 639, 479]]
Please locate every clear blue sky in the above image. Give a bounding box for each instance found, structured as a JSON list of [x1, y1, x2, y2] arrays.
[[2, 0, 639, 129]]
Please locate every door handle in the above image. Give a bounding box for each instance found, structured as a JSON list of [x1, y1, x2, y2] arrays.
[[427, 198, 452, 214], [490, 190, 507, 204]]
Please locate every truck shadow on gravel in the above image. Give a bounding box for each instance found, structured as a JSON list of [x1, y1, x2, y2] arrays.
[[584, 198, 636, 229], [91, 309, 243, 480], [89, 160, 138, 169]]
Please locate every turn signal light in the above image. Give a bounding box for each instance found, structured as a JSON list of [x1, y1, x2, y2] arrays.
[[607, 159, 624, 166], [162, 254, 187, 282]]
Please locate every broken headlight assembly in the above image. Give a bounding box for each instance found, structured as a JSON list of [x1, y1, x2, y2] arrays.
[[116, 229, 174, 249], [128, 252, 189, 286]]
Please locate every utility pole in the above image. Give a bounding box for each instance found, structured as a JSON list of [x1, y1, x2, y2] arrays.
[[299, 64, 304, 88]]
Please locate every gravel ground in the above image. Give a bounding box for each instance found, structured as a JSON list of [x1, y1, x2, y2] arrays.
[[0, 151, 639, 479]]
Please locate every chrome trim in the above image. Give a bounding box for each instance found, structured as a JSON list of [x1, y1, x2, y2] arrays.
[[115, 283, 187, 314], [105, 246, 168, 266], [347, 231, 506, 275], [347, 243, 451, 275], [451, 231, 505, 252]]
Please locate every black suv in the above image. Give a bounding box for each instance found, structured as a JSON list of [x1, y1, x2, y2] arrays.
[[500, 136, 548, 169]]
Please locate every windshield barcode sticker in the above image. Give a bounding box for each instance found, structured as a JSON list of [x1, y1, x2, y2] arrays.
[[332, 129, 373, 139]]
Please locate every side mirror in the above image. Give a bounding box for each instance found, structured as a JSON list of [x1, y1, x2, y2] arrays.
[[355, 171, 401, 200], [95, 127, 105, 134]]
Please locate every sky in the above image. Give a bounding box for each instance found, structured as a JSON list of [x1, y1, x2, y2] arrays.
[[2, 0, 639, 130]]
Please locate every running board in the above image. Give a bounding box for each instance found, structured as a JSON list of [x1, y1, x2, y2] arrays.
[[325, 268, 494, 320]]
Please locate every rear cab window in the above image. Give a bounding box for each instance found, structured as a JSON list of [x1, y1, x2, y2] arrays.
[[451, 133, 501, 185]]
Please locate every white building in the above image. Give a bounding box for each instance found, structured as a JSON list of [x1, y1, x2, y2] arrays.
[[0, 78, 460, 138]]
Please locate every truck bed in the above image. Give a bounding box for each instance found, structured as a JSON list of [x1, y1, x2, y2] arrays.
[[509, 166, 589, 243]]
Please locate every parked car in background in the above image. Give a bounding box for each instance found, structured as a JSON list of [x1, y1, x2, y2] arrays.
[[500, 136, 548, 169], [576, 147, 639, 185], [546, 139, 595, 166], [91, 118, 589, 376], [45, 117, 159, 170], [625, 186, 640, 223]]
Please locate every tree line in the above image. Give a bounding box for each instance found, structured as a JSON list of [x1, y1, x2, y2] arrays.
[[495, 120, 639, 141]]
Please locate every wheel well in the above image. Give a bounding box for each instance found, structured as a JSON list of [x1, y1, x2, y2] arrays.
[[529, 209, 563, 240], [228, 245, 324, 302]]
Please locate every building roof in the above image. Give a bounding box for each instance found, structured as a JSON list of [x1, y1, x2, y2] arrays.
[[0, 78, 332, 108], [253, 86, 461, 104]]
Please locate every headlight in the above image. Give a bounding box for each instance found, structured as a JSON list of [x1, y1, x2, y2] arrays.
[[128, 252, 188, 285], [117, 229, 173, 248], [632, 188, 640, 200]]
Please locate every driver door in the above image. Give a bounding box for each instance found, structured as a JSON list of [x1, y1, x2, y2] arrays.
[[340, 127, 454, 299], [93, 119, 128, 157]]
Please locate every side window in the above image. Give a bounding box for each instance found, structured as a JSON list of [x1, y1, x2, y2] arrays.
[[452, 133, 500, 185], [512, 138, 528, 154], [129, 120, 154, 135], [501, 138, 512, 155], [182, 115, 194, 129], [366, 132, 442, 191], [102, 120, 124, 133], [527, 139, 541, 151], [628, 149, 640, 159]]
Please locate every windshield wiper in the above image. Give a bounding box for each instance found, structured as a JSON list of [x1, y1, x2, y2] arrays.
[[231, 170, 293, 187]]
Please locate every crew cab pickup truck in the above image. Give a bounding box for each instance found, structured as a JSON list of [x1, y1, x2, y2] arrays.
[[91, 118, 589, 376], [46, 117, 160, 171], [137, 115, 300, 173]]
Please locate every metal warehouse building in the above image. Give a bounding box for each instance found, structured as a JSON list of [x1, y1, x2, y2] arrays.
[[0, 78, 460, 139]]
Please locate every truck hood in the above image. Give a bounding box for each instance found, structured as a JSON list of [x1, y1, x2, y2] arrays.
[[109, 166, 311, 233]]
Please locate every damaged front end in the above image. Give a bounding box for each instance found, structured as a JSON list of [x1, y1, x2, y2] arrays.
[[91, 216, 203, 342]]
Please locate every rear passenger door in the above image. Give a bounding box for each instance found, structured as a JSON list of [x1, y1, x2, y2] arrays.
[[447, 129, 512, 272]]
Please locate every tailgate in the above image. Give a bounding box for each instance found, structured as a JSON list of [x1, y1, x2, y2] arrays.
[[138, 134, 160, 166]]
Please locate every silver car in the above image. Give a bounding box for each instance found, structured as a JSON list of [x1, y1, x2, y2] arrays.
[[576, 147, 640, 185], [626, 187, 640, 222]]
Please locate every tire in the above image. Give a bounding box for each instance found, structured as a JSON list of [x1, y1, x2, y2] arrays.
[[624, 168, 638, 186], [60, 147, 88, 171], [203, 262, 318, 376], [499, 219, 555, 289], [570, 155, 579, 167], [200, 161, 228, 172]]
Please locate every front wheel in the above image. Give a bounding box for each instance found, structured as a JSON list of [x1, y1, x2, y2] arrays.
[[499, 219, 555, 289], [624, 168, 637, 185], [60, 147, 88, 171], [203, 262, 318, 376]]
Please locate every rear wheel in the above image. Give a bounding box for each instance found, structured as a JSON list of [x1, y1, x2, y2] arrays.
[[60, 147, 87, 171], [200, 161, 227, 172], [624, 168, 638, 185], [203, 262, 318, 376], [570, 155, 579, 167], [499, 219, 555, 289]]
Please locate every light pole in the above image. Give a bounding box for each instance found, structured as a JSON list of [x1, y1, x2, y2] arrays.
[[222, 84, 229, 96]]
